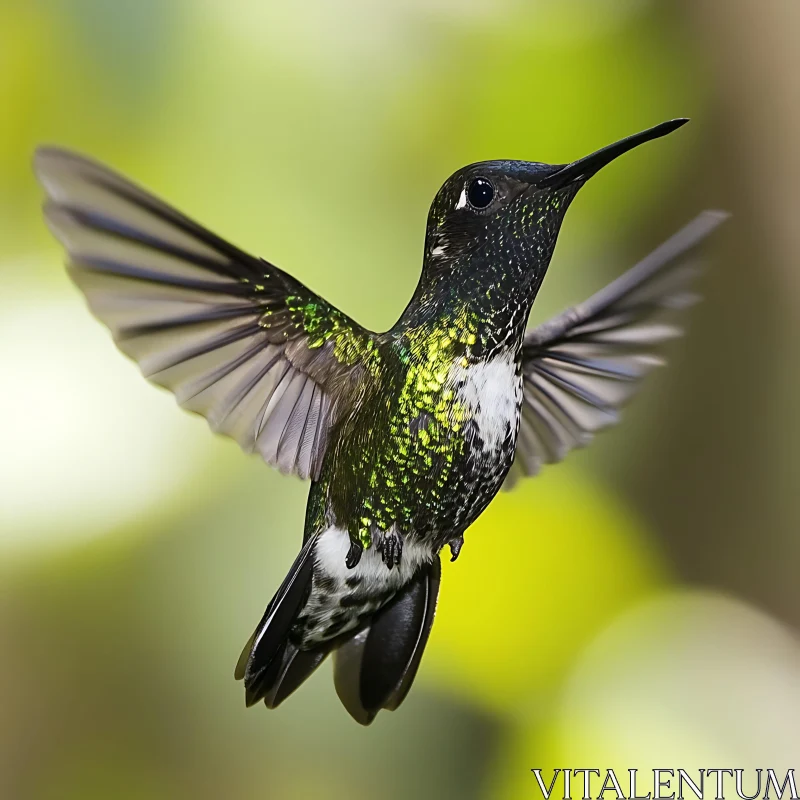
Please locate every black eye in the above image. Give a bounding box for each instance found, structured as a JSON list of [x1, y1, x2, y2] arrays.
[[467, 177, 495, 210]]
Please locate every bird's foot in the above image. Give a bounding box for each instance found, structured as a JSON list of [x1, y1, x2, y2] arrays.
[[376, 530, 403, 570], [448, 534, 464, 562], [345, 539, 363, 569]]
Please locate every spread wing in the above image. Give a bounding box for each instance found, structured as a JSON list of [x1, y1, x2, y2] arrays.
[[35, 147, 376, 480], [506, 210, 727, 486]]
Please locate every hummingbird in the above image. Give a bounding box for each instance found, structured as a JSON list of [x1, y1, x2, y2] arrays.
[[35, 119, 725, 725]]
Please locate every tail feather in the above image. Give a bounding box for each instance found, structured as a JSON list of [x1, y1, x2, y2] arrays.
[[330, 628, 372, 725], [233, 629, 256, 681], [236, 537, 441, 723], [382, 557, 441, 712], [333, 557, 441, 725], [244, 644, 287, 707], [236, 532, 319, 706], [263, 642, 331, 708]]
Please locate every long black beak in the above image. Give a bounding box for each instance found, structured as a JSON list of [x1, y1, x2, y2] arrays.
[[539, 118, 689, 188]]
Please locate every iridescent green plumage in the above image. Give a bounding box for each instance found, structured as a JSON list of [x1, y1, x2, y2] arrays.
[[282, 293, 378, 366], [325, 308, 479, 550]]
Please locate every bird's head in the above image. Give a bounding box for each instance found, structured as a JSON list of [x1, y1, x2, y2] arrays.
[[419, 119, 689, 307]]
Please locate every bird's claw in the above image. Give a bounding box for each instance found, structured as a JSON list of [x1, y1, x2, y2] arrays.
[[448, 534, 464, 562], [345, 539, 363, 569], [376, 530, 403, 570]]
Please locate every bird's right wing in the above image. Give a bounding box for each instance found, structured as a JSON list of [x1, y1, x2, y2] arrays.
[[35, 147, 378, 480], [506, 210, 727, 486]]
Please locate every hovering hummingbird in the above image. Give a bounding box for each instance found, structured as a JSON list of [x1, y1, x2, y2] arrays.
[[35, 119, 725, 725]]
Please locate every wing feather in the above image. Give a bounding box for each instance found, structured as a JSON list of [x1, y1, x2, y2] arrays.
[[507, 210, 727, 484], [35, 147, 375, 480]]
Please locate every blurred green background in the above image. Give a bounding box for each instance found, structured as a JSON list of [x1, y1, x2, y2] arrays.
[[2, 1, 799, 798]]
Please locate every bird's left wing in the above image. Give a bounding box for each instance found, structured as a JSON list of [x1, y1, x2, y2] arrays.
[[35, 147, 377, 480], [505, 210, 727, 487]]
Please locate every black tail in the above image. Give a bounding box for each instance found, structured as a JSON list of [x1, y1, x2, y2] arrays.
[[235, 546, 441, 724], [333, 557, 441, 725], [235, 533, 326, 706]]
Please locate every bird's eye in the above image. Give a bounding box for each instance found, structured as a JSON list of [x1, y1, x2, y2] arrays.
[[467, 177, 495, 210]]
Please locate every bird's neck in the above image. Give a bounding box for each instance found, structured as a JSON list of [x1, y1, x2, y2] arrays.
[[392, 280, 534, 363], [393, 258, 550, 361]]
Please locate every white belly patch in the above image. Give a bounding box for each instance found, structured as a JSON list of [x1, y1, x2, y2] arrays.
[[449, 351, 521, 453], [299, 526, 432, 645]]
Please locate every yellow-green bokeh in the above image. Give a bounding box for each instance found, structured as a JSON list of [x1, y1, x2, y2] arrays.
[[1, 1, 793, 799], [426, 469, 665, 713]]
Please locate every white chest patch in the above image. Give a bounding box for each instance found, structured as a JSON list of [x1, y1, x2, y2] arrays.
[[449, 352, 522, 453]]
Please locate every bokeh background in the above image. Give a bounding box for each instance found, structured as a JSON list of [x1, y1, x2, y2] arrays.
[[1, 1, 799, 798]]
